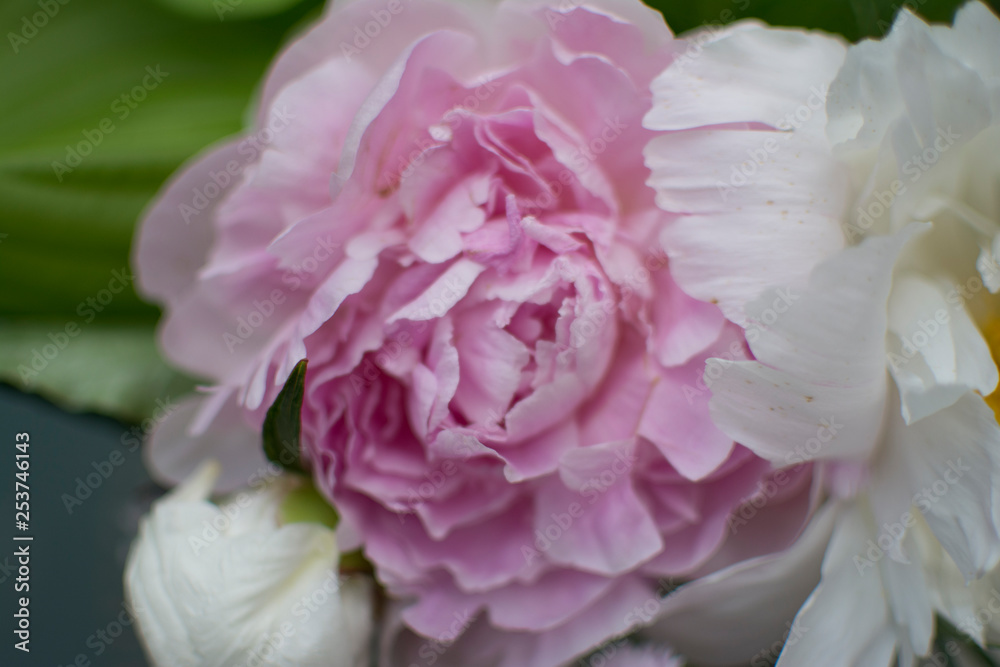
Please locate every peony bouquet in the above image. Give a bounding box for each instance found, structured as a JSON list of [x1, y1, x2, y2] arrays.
[[122, 0, 1000, 664]]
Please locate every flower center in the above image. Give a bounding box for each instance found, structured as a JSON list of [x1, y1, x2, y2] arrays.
[[982, 317, 1000, 419]]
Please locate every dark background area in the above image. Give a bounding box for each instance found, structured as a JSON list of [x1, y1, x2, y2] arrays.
[[0, 384, 155, 666]]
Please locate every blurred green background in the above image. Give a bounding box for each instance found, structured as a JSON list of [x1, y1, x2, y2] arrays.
[[1, 0, 998, 423]]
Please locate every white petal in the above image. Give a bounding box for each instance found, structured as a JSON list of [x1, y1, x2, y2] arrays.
[[978, 234, 1000, 292], [876, 517, 935, 660], [870, 391, 1000, 580], [828, 8, 992, 154], [171, 459, 220, 502], [776, 503, 897, 667], [886, 274, 998, 423], [640, 504, 835, 666], [645, 24, 845, 134], [941, 554, 1000, 645], [646, 129, 848, 323], [928, 2, 1000, 112], [125, 469, 374, 667], [707, 224, 928, 464], [643, 24, 849, 323]]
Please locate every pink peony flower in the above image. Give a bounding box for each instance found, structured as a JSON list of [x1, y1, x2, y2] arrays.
[[134, 0, 812, 663]]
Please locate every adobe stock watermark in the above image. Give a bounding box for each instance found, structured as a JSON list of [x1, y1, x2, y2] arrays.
[[621, 577, 679, 629], [178, 107, 295, 224], [574, 638, 633, 667], [521, 448, 638, 565], [575, 578, 679, 666], [221, 235, 341, 353], [520, 115, 629, 218], [670, 0, 751, 74], [404, 608, 475, 667], [842, 126, 960, 242], [8, 0, 71, 54], [681, 286, 800, 406], [51, 66, 169, 182], [338, 0, 414, 60], [887, 258, 1000, 373], [17, 267, 134, 386], [231, 570, 350, 667], [186, 442, 305, 555], [57, 600, 147, 667], [853, 458, 972, 574], [715, 85, 828, 203], [188, 488, 254, 556], [377, 78, 503, 195], [918, 641, 964, 667], [750, 618, 810, 667], [565, 245, 667, 351], [728, 416, 841, 534], [400, 272, 472, 323], [542, 0, 588, 30], [956, 588, 1000, 639], [349, 327, 423, 397], [61, 397, 177, 514], [395, 435, 480, 525], [887, 309, 960, 374], [726, 466, 799, 535], [213, 0, 255, 20]]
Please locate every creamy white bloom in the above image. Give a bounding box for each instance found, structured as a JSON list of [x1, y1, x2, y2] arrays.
[[643, 3, 1000, 665], [124, 461, 373, 667]]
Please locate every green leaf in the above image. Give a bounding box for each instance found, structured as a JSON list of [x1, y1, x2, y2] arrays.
[[154, 0, 306, 21], [339, 549, 374, 575], [0, 0, 322, 419], [0, 0, 323, 321], [644, 0, 1000, 42], [0, 321, 195, 422], [277, 455, 374, 575], [935, 615, 999, 667], [262, 359, 308, 473], [280, 478, 339, 529]]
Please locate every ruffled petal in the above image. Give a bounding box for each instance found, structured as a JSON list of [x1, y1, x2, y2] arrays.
[[707, 224, 928, 464], [644, 24, 849, 322]]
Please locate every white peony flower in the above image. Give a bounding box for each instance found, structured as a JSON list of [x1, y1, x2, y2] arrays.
[[643, 3, 1000, 665], [124, 461, 373, 667]]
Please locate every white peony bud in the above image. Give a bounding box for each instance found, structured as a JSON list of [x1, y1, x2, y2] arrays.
[[124, 461, 372, 667]]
